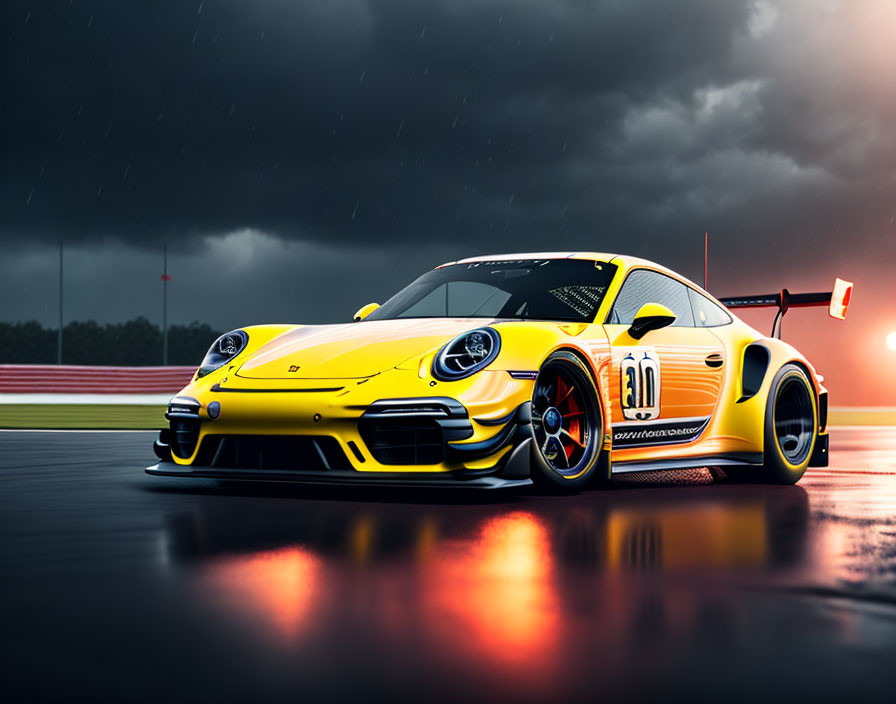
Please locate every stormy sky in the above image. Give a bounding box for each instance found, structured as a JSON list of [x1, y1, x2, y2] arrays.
[[1, 0, 894, 402]]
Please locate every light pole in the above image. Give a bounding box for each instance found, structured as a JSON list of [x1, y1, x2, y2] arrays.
[[57, 241, 63, 365], [162, 243, 170, 365]]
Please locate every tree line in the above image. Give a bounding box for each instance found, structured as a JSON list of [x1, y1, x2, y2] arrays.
[[0, 318, 223, 366]]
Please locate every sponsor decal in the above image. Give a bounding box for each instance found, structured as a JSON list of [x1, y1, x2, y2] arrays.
[[612, 417, 710, 448], [288, 365, 300, 372], [620, 349, 661, 420]]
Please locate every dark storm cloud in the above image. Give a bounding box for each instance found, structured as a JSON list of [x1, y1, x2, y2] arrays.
[[1, 0, 894, 304], [2, 0, 754, 250]]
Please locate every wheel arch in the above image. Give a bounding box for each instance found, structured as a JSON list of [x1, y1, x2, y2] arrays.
[[760, 353, 821, 414], [788, 359, 819, 394], [552, 344, 600, 385], [775, 358, 822, 436]]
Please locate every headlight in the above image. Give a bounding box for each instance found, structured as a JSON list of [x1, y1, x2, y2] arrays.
[[197, 330, 249, 378], [431, 327, 501, 381]]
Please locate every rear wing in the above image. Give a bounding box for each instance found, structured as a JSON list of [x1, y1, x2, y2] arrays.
[[719, 278, 853, 338]]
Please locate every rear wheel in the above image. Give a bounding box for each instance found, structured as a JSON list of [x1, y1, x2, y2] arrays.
[[724, 364, 817, 484], [530, 351, 603, 492]]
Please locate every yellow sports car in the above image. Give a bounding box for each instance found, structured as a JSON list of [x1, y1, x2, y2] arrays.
[[147, 252, 852, 490]]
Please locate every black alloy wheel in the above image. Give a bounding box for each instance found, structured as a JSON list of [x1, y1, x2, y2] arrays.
[[530, 351, 603, 491]]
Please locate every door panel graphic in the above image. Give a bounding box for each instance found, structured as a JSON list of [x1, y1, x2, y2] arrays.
[[620, 350, 661, 420], [606, 326, 725, 444]]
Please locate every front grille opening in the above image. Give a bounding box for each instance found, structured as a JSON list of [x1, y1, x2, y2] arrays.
[[194, 435, 352, 471], [170, 419, 200, 459], [359, 418, 444, 465]]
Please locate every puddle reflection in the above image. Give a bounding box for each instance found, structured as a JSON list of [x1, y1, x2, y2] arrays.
[[202, 547, 321, 639], [422, 512, 559, 667], [160, 484, 810, 691]]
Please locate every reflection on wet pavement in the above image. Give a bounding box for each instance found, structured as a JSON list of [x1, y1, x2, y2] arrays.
[[160, 481, 815, 696], [801, 428, 896, 593], [2, 428, 896, 701]]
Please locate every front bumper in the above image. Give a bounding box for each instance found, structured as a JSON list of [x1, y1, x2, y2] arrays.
[[149, 380, 536, 485]]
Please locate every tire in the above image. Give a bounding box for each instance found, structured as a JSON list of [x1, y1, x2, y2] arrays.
[[725, 364, 817, 484], [530, 351, 604, 492]]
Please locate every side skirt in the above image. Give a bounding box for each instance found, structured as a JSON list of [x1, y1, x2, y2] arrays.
[[611, 453, 764, 475]]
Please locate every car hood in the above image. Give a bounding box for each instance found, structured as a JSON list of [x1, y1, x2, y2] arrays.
[[236, 319, 494, 379]]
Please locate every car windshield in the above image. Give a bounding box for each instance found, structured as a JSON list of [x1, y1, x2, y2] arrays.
[[366, 258, 619, 323]]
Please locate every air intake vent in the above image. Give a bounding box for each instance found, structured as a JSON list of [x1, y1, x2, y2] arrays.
[[357, 398, 474, 465], [359, 417, 444, 465], [194, 435, 351, 471]]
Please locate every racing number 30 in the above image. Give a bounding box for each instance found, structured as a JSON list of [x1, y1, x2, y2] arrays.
[[621, 351, 661, 421]]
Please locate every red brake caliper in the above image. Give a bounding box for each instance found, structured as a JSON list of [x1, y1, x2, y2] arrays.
[[562, 379, 581, 460], [555, 374, 566, 407]]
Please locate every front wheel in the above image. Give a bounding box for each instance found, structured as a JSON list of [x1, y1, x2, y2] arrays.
[[725, 363, 817, 484], [530, 351, 604, 492]]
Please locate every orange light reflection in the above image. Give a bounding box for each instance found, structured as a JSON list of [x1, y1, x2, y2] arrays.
[[204, 546, 320, 639], [424, 511, 559, 669]]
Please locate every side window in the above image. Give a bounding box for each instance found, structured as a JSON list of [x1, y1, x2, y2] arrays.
[[607, 270, 695, 327], [688, 288, 732, 327]]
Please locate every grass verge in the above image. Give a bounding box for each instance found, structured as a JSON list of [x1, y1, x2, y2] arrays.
[[0, 404, 165, 430], [828, 409, 896, 426]]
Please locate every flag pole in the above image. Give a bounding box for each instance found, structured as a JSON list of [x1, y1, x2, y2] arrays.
[[162, 243, 169, 365], [703, 232, 708, 290], [58, 241, 63, 365]]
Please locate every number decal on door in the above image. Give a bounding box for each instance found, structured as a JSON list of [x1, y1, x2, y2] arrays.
[[620, 350, 661, 420]]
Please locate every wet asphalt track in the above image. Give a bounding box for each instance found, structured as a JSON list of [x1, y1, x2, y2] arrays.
[[2, 428, 896, 703]]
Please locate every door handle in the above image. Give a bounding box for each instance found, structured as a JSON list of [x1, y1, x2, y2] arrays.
[[705, 353, 724, 369]]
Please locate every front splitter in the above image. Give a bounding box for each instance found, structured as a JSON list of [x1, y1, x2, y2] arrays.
[[145, 463, 532, 489]]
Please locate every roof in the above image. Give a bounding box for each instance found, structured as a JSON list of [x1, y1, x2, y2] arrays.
[[439, 251, 668, 270], [439, 251, 616, 267], [436, 251, 706, 293]]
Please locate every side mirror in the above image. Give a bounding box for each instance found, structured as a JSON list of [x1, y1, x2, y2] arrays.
[[628, 302, 676, 340], [353, 302, 380, 322]]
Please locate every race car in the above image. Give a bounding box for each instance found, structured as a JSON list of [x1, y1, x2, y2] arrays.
[[147, 252, 852, 490]]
